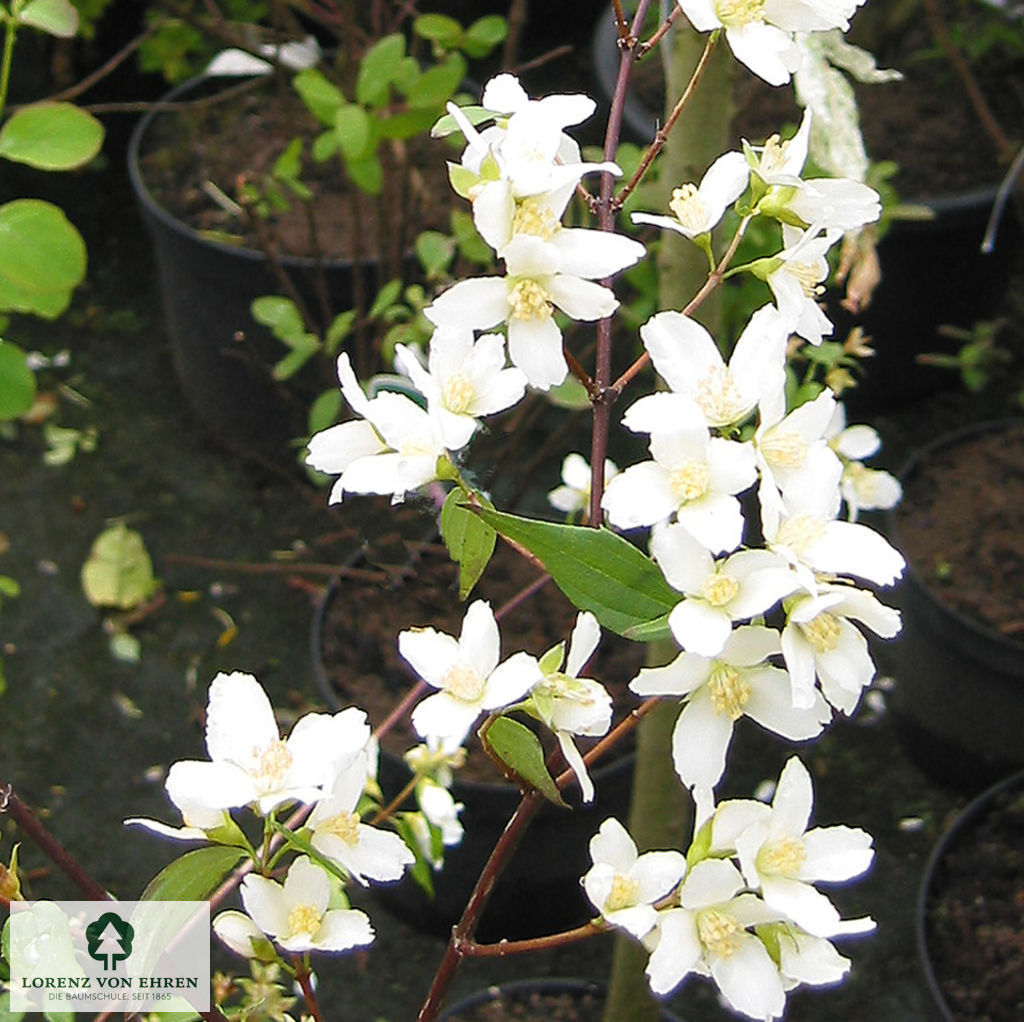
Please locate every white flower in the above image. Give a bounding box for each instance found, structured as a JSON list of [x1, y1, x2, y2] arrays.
[[825, 405, 902, 521], [781, 584, 901, 712], [644, 858, 786, 1018], [425, 230, 640, 391], [527, 612, 613, 802], [306, 354, 445, 504], [548, 452, 619, 517], [630, 627, 830, 820], [773, 924, 855, 987], [582, 817, 687, 940], [652, 522, 799, 657], [766, 226, 841, 345], [212, 911, 266, 959], [766, 490, 905, 592], [713, 757, 876, 938], [163, 672, 370, 817], [407, 781, 464, 869], [755, 388, 844, 538], [632, 152, 749, 239], [241, 856, 374, 954], [602, 405, 757, 552], [125, 785, 233, 843], [395, 329, 526, 450], [307, 751, 415, 886], [400, 600, 541, 742], [632, 304, 790, 430]]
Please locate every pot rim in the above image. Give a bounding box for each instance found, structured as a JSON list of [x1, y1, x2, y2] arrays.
[[127, 71, 364, 272], [437, 976, 686, 1021], [887, 417, 1024, 656], [309, 559, 635, 799], [916, 767, 1024, 1022]]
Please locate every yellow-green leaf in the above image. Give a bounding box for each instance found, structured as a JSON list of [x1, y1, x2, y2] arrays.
[[80, 523, 158, 611], [18, 0, 78, 37], [0, 103, 103, 170], [141, 846, 245, 902], [440, 487, 496, 599]]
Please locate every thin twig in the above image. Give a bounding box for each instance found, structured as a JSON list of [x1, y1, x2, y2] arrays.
[[164, 552, 410, 583], [454, 918, 607, 957]]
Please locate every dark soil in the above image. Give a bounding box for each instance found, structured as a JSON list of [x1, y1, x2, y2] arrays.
[[893, 422, 1024, 639], [925, 783, 1024, 1021], [443, 984, 605, 1021], [318, 535, 645, 783], [137, 74, 453, 261]]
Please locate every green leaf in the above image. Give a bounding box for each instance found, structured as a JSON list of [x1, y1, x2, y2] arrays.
[[378, 107, 438, 141], [415, 230, 455, 278], [622, 613, 672, 643], [251, 295, 305, 338], [0, 199, 86, 318], [334, 103, 372, 162], [413, 13, 463, 46], [43, 1010, 74, 1022], [324, 309, 356, 354], [141, 846, 245, 901], [344, 152, 382, 195], [80, 522, 159, 611], [311, 129, 339, 163], [463, 15, 508, 58], [431, 105, 492, 138], [293, 68, 344, 126], [440, 487, 496, 599], [0, 340, 36, 420], [407, 55, 466, 110], [469, 505, 679, 637], [0, 990, 25, 1022], [356, 33, 405, 107], [17, 0, 78, 37], [368, 278, 403, 320], [0, 103, 103, 170], [0, 575, 20, 599], [483, 717, 565, 806], [308, 388, 342, 434]]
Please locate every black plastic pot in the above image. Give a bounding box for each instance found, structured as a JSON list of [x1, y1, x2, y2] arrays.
[[917, 769, 1024, 1022], [127, 74, 374, 460], [888, 420, 1024, 790], [310, 572, 636, 943], [438, 977, 687, 1021]]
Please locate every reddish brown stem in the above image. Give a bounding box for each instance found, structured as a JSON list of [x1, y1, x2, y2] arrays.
[[454, 918, 607, 958]]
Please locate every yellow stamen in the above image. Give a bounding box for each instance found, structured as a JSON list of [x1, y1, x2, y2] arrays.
[[254, 740, 293, 792], [695, 366, 747, 427], [802, 612, 842, 654], [286, 903, 321, 938], [606, 873, 640, 912], [702, 573, 740, 607], [508, 279, 552, 321], [708, 664, 751, 720], [442, 372, 475, 414], [512, 200, 558, 240], [669, 183, 711, 234], [318, 811, 361, 846], [443, 663, 486, 703], [757, 835, 807, 875], [669, 459, 710, 503], [761, 428, 807, 469], [698, 908, 743, 957]]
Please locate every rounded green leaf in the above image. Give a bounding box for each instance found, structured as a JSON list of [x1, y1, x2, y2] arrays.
[[413, 13, 463, 45], [0, 340, 36, 420], [17, 0, 78, 37], [0, 103, 104, 170], [356, 34, 406, 108], [0, 199, 86, 302], [80, 523, 158, 611], [483, 717, 565, 806], [334, 104, 372, 162]]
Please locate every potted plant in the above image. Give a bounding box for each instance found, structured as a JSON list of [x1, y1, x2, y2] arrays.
[[917, 768, 1024, 1020], [888, 418, 1024, 789], [127, 0, 508, 460]]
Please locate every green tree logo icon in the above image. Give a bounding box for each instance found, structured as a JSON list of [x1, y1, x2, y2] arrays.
[[85, 912, 135, 971]]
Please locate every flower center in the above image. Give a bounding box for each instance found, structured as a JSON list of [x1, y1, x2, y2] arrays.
[[606, 873, 640, 912], [786, 260, 826, 299], [512, 200, 558, 240], [697, 908, 743, 957], [757, 835, 807, 876], [716, 0, 766, 26], [286, 903, 321, 938], [774, 514, 825, 555], [695, 366, 747, 427], [508, 279, 553, 321], [761, 428, 807, 469], [757, 134, 789, 177], [254, 740, 293, 792], [318, 811, 361, 846], [669, 183, 711, 234], [669, 458, 710, 503], [443, 662, 486, 703], [802, 611, 842, 654], [442, 372, 476, 414], [707, 663, 751, 720], [702, 572, 740, 607]]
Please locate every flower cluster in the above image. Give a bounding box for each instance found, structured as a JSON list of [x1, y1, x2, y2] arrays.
[[585, 758, 874, 1019]]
